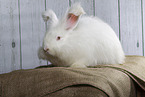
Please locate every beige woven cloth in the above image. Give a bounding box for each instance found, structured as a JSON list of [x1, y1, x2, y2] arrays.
[[0, 56, 145, 97]]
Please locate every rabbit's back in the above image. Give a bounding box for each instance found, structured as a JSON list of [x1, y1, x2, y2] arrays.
[[65, 16, 125, 66]]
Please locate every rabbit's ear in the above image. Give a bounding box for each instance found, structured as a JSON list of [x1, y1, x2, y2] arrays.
[[65, 3, 85, 30], [42, 9, 58, 27]]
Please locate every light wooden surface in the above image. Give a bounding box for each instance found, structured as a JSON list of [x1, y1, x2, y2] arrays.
[[0, 0, 21, 73], [143, 0, 145, 56], [95, 0, 119, 37], [120, 0, 143, 56], [70, 0, 94, 15], [46, 0, 69, 19], [20, 0, 46, 69], [0, 0, 145, 74]]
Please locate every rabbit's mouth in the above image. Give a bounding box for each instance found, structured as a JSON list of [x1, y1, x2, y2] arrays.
[[43, 47, 52, 55], [44, 50, 52, 56], [44, 49, 57, 57]]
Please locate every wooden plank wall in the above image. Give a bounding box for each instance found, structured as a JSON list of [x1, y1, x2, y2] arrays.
[[120, 0, 143, 55], [0, 0, 21, 73], [0, 0, 144, 74]]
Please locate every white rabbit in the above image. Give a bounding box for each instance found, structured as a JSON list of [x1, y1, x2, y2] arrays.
[[38, 3, 125, 68]]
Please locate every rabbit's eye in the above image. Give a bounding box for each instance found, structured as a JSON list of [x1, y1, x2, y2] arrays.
[[57, 36, 61, 40]]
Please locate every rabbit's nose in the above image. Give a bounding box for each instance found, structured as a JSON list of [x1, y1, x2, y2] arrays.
[[43, 48, 49, 52]]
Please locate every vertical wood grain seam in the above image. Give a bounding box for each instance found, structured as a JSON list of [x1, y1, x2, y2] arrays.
[[141, 0, 144, 56], [45, 0, 47, 10], [18, 0, 22, 69], [45, 0, 47, 36], [45, 0, 47, 32], [93, 0, 95, 16], [69, 0, 71, 6], [118, 0, 121, 41]]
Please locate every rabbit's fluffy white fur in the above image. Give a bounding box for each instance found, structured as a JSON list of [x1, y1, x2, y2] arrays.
[[38, 3, 125, 68]]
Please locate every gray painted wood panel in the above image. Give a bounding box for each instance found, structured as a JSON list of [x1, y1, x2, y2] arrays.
[[95, 0, 119, 37], [70, 0, 94, 15], [46, 0, 69, 19], [119, 0, 143, 55], [0, 0, 21, 73], [20, 0, 47, 69], [143, 0, 145, 56]]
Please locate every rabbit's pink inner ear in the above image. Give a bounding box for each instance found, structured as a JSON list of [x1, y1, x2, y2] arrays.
[[66, 13, 79, 30]]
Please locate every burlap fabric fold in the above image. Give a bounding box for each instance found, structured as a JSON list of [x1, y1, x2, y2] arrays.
[[0, 56, 145, 97]]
